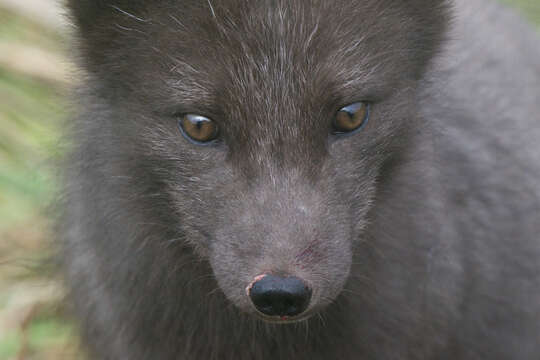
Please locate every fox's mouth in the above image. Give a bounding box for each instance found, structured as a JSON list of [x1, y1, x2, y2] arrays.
[[252, 311, 314, 324]]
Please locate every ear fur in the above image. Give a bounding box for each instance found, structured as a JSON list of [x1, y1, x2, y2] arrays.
[[67, 0, 148, 34], [66, 0, 157, 73], [402, 0, 452, 76]]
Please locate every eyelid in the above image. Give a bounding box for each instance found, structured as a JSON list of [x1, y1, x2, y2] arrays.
[[185, 114, 210, 121], [173, 108, 224, 125], [340, 102, 367, 114]]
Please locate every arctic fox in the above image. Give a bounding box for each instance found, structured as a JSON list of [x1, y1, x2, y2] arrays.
[[62, 0, 540, 358]]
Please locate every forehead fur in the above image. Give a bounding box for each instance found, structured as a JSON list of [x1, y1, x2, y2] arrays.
[[70, 0, 450, 91]]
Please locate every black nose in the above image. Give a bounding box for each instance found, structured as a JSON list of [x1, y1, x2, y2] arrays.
[[248, 275, 312, 317]]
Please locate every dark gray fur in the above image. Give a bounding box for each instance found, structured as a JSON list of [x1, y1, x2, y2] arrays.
[[61, 0, 540, 358]]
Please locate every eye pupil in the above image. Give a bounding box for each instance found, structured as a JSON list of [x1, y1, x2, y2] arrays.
[[333, 102, 369, 134], [179, 114, 219, 144]]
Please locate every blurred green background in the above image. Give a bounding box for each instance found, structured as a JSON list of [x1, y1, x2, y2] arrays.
[[0, 0, 538, 359]]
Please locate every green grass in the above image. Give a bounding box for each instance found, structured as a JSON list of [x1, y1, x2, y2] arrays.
[[0, 8, 63, 53], [0, 6, 66, 230], [0, 6, 71, 359], [0, 69, 64, 228], [0, 333, 18, 359], [0, 311, 78, 359], [502, 0, 540, 25], [28, 318, 76, 349]]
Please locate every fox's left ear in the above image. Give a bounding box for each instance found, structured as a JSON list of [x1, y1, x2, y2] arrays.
[[67, 0, 148, 35], [66, 0, 154, 73]]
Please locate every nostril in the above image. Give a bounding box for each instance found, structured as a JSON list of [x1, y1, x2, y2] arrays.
[[248, 275, 312, 317]]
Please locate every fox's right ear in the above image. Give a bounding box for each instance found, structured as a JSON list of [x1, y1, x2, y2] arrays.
[[67, 0, 148, 35]]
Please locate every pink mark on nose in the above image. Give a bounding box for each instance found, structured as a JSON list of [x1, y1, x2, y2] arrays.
[[246, 274, 268, 296]]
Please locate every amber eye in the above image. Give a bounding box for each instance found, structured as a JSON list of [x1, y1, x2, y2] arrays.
[[332, 102, 369, 134], [178, 114, 219, 144]]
